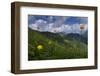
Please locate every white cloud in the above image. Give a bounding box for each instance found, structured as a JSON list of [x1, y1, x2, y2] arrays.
[[29, 19, 88, 34], [29, 19, 49, 32], [53, 16, 70, 28], [29, 24, 38, 31], [63, 24, 88, 34]]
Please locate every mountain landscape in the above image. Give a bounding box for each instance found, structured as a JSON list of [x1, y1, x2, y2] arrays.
[[28, 15, 88, 60], [28, 28, 88, 60]]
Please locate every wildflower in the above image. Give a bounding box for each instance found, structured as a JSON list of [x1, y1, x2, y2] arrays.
[[37, 45, 43, 50]]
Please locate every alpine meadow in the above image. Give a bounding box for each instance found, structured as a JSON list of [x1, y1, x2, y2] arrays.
[[28, 15, 88, 60]]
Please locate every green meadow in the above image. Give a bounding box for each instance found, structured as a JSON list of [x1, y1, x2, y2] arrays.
[[28, 28, 88, 60]]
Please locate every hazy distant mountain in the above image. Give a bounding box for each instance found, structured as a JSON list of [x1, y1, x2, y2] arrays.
[[29, 27, 87, 44], [65, 33, 87, 44], [82, 30, 88, 39], [41, 32, 87, 44]]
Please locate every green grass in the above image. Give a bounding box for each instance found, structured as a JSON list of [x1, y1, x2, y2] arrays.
[[28, 28, 88, 60]]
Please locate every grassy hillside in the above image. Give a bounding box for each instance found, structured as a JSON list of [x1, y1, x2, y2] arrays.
[[28, 28, 88, 60]]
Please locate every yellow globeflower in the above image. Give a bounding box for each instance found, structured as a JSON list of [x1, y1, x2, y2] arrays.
[[37, 45, 43, 50]]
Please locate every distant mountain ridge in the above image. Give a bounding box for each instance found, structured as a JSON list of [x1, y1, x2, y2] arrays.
[[29, 28, 87, 44], [65, 33, 87, 44]]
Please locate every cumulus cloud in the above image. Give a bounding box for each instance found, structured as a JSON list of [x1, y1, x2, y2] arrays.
[[28, 16, 88, 34], [29, 19, 49, 32], [63, 24, 88, 34]]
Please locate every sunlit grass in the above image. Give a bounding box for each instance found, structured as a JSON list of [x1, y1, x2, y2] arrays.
[[28, 28, 88, 60]]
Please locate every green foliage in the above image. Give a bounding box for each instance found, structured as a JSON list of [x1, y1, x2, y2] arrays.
[[28, 28, 88, 60]]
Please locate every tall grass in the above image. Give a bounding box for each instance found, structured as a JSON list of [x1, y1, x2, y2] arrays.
[[28, 28, 88, 60]]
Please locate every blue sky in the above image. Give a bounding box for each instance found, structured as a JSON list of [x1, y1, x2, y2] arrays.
[[28, 15, 88, 34]]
